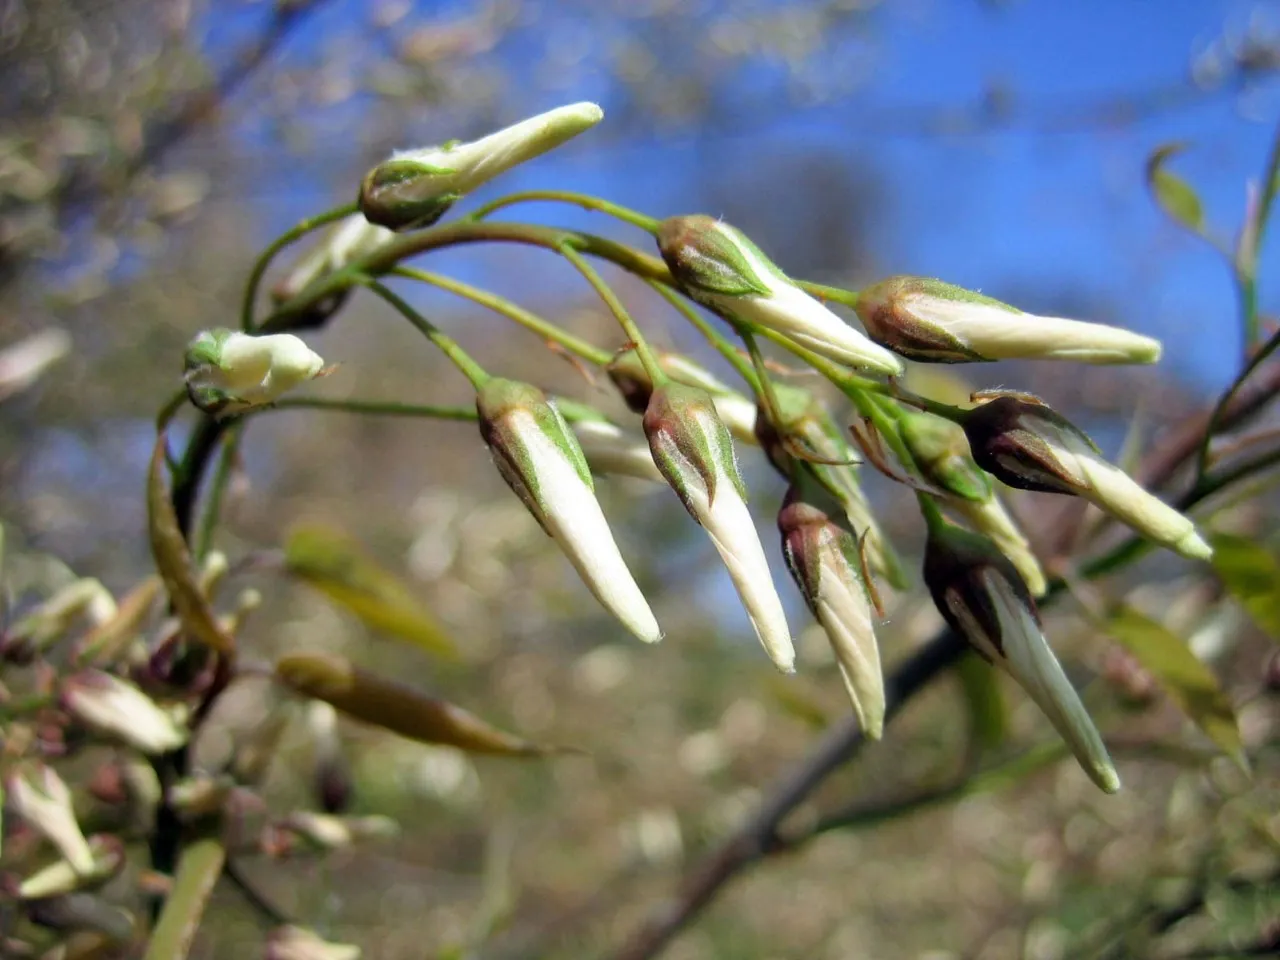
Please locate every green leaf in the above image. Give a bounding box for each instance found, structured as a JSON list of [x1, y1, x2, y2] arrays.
[[275, 651, 567, 756], [146, 435, 234, 654], [283, 524, 457, 659], [1107, 606, 1244, 766], [1209, 531, 1280, 642], [956, 652, 1007, 751], [1146, 143, 1205, 233]]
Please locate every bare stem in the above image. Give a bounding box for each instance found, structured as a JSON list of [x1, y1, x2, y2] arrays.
[[466, 189, 659, 232], [557, 241, 666, 385], [143, 836, 226, 960], [392, 265, 612, 365], [355, 277, 490, 389]]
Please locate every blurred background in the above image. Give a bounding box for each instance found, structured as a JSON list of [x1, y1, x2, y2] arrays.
[[2, 1, 1280, 958]]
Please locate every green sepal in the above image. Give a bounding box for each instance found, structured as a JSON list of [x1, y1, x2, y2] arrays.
[[656, 215, 774, 299], [645, 383, 745, 516]]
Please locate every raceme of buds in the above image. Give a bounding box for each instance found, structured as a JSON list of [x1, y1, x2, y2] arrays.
[[61, 670, 188, 755], [643, 382, 794, 672], [656, 215, 903, 376], [266, 925, 362, 960], [5, 765, 96, 874], [922, 516, 1120, 793], [756, 383, 905, 588], [855, 276, 1162, 365], [778, 481, 884, 737], [963, 395, 1212, 561], [184, 329, 326, 416], [359, 101, 604, 230], [477, 378, 661, 644], [605, 347, 759, 445], [899, 411, 1046, 595], [572, 419, 665, 483]]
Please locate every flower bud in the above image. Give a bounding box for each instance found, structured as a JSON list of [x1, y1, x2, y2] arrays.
[[644, 383, 794, 671], [272, 214, 396, 305], [61, 670, 188, 755], [963, 395, 1211, 561], [572, 419, 664, 483], [17, 835, 124, 900], [900, 411, 1046, 595], [855, 276, 1162, 365], [5, 765, 96, 874], [477, 378, 661, 644], [359, 102, 604, 230], [756, 383, 905, 588], [922, 516, 1120, 793], [656, 216, 903, 375], [184, 329, 326, 416], [266, 925, 362, 960], [778, 480, 884, 737], [605, 347, 759, 444]]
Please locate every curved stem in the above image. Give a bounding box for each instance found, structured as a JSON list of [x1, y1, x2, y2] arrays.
[[1194, 325, 1280, 482], [466, 189, 660, 232], [269, 396, 479, 421], [557, 241, 666, 385], [240, 202, 358, 331], [355, 277, 490, 389], [391, 265, 613, 366], [193, 423, 242, 562]]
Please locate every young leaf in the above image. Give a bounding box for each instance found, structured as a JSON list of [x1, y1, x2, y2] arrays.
[[1146, 143, 1205, 234], [1209, 531, 1280, 642], [283, 524, 457, 660], [1107, 606, 1245, 767], [274, 651, 564, 756], [956, 652, 1007, 751], [146, 435, 234, 654]]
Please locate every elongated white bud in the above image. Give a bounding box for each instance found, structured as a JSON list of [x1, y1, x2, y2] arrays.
[[856, 276, 1162, 365], [478, 379, 661, 644], [5, 765, 97, 874], [779, 482, 884, 736], [963, 395, 1211, 561], [273, 214, 397, 305], [62, 670, 188, 755], [657, 216, 903, 375], [923, 517, 1120, 793], [360, 102, 604, 230], [644, 383, 793, 671]]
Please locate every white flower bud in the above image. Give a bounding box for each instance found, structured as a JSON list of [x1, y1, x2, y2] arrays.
[[657, 216, 903, 376], [779, 484, 884, 736], [185, 329, 326, 415], [644, 383, 794, 672], [274, 214, 397, 304], [965, 396, 1211, 561], [360, 102, 604, 230], [857, 277, 1162, 365], [924, 519, 1120, 793], [478, 379, 661, 644], [62, 670, 188, 755], [5, 765, 97, 874]]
